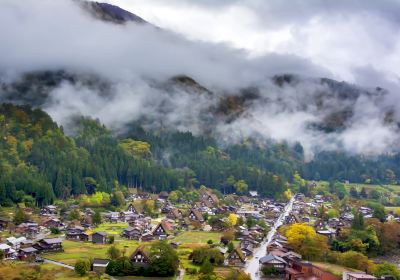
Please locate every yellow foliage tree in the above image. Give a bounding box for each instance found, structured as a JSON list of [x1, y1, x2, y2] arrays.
[[284, 189, 292, 201], [286, 223, 329, 260], [119, 139, 151, 159], [228, 213, 238, 227]]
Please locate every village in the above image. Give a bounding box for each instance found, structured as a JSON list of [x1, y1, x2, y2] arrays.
[[0, 184, 398, 280]]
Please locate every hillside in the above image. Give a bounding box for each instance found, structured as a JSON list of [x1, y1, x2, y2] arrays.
[[1, 103, 400, 207]]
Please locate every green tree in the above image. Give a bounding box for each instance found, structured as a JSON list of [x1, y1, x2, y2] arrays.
[[352, 212, 365, 230], [69, 209, 80, 220], [74, 259, 90, 276], [93, 210, 102, 225], [227, 241, 235, 254], [373, 262, 400, 280], [234, 180, 248, 195], [14, 207, 27, 225], [149, 241, 179, 277], [199, 258, 214, 275], [107, 245, 121, 260]]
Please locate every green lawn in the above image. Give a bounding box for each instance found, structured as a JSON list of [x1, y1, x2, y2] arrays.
[[173, 231, 222, 244], [86, 222, 129, 235], [45, 239, 143, 265]]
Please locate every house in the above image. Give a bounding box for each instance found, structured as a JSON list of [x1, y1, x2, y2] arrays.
[[282, 251, 302, 264], [104, 212, 120, 223], [241, 244, 255, 257], [66, 227, 89, 242], [120, 211, 141, 222], [317, 229, 336, 240], [91, 258, 111, 273], [259, 254, 287, 273], [167, 208, 183, 220], [159, 191, 169, 200], [343, 272, 377, 280], [122, 226, 142, 240], [0, 244, 14, 258], [200, 190, 220, 206], [227, 247, 246, 266], [151, 222, 170, 240], [34, 238, 63, 253], [7, 236, 26, 250], [127, 203, 141, 214], [285, 213, 301, 225], [130, 245, 151, 267], [20, 240, 34, 249], [15, 222, 39, 238], [42, 218, 63, 230], [18, 247, 37, 260], [267, 241, 288, 253], [188, 209, 204, 223], [249, 191, 258, 197], [0, 217, 9, 230], [285, 261, 340, 280], [92, 232, 108, 244], [40, 205, 57, 216]]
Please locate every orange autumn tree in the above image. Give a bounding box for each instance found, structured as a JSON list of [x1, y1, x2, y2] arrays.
[[286, 223, 329, 260]]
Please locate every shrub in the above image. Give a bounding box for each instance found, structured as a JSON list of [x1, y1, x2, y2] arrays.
[[75, 259, 90, 276]]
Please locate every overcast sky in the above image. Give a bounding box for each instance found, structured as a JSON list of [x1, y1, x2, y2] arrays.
[[105, 0, 400, 90], [1, 0, 400, 156]]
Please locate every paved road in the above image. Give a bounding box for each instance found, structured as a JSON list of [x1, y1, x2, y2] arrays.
[[43, 258, 74, 269], [244, 196, 295, 279]]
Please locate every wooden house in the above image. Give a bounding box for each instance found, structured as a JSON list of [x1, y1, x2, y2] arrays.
[[127, 203, 141, 214], [92, 231, 108, 244], [91, 258, 111, 273], [167, 208, 183, 220], [18, 247, 37, 260], [188, 209, 204, 223], [66, 227, 89, 242], [40, 205, 57, 216], [259, 254, 287, 273], [130, 245, 151, 267], [122, 226, 142, 240], [227, 247, 246, 266], [0, 217, 9, 230], [34, 238, 63, 253], [151, 222, 170, 240]]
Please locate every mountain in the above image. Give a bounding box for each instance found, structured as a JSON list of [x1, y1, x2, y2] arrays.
[[1, 0, 400, 207], [80, 1, 148, 24], [0, 70, 397, 137]]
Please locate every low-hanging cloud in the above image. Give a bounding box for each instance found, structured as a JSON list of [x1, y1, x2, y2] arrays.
[[1, 0, 400, 158]]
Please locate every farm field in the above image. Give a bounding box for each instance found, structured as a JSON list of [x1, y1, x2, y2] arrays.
[[45, 239, 142, 265], [85, 222, 128, 235], [172, 231, 223, 244]]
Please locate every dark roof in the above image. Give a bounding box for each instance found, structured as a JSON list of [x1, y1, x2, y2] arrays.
[[42, 238, 62, 244], [228, 247, 246, 262], [93, 231, 107, 236], [92, 258, 111, 265], [130, 245, 150, 260], [259, 254, 287, 264], [20, 247, 37, 253]]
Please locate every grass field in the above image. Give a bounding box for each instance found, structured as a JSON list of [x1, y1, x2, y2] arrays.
[[85, 222, 128, 235], [44, 230, 226, 278], [0, 262, 86, 280], [173, 231, 223, 244], [45, 239, 143, 265], [313, 262, 360, 277]]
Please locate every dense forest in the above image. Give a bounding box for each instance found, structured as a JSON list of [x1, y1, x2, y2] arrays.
[[0, 103, 399, 206]]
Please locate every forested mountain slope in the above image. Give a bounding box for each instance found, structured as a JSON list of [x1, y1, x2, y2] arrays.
[[1, 104, 400, 207]]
